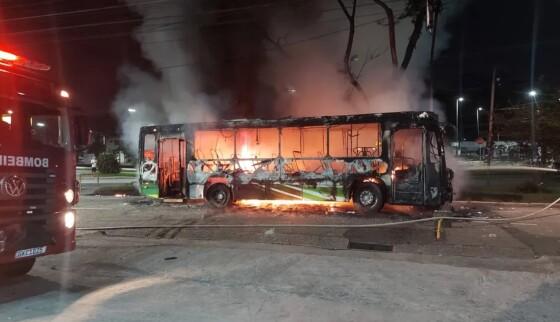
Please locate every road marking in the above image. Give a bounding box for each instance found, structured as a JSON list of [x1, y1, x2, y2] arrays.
[[510, 222, 538, 226], [74, 207, 114, 210]]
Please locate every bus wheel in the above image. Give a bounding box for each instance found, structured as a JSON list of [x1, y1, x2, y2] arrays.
[[206, 184, 232, 208], [353, 183, 384, 215], [0, 258, 36, 277]]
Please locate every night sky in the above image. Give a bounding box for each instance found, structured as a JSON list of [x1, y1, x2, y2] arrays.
[[0, 0, 558, 139]]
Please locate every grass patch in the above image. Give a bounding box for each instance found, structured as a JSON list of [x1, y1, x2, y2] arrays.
[[80, 171, 137, 178], [92, 183, 139, 196], [460, 168, 560, 202]]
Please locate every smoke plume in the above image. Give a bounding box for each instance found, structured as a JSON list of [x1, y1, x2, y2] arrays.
[[114, 0, 467, 153]]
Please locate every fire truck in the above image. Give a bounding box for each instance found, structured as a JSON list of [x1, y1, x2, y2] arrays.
[[138, 112, 454, 214], [0, 49, 84, 276]]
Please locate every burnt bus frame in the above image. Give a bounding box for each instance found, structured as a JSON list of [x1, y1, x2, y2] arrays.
[[138, 111, 451, 206]]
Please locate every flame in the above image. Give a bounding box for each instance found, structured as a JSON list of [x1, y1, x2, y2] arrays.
[[238, 143, 254, 171], [236, 199, 354, 213]]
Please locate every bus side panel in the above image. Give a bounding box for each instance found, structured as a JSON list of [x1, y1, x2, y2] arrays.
[[234, 182, 346, 201]]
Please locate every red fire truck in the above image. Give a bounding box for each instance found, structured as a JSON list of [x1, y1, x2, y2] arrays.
[[0, 49, 84, 276]]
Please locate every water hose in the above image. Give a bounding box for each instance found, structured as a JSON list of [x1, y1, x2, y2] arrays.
[[76, 196, 560, 231]]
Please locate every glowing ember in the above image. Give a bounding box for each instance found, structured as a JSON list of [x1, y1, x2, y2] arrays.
[[236, 199, 354, 212]]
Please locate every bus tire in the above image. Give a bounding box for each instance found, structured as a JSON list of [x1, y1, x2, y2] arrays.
[[0, 258, 36, 277], [353, 183, 384, 215], [206, 184, 232, 208]]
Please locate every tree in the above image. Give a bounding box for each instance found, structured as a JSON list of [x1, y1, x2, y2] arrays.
[[86, 135, 106, 157], [372, 0, 398, 67], [97, 153, 121, 174], [494, 102, 560, 164], [399, 0, 427, 70], [372, 0, 430, 70], [337, 0, 369, 103]]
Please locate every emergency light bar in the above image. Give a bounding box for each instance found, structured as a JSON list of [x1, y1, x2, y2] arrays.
[[0, 49, 51, 71]]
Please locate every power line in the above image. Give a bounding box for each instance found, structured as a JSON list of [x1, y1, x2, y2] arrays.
[[1, 0, 407, 27], [1, 0, 307, 23], [7, 6, 406, 47], [3, 14, 185, 36], [0, 0, 177, 23], [3, 1, 406, 39], [157, 18, 385, 70]]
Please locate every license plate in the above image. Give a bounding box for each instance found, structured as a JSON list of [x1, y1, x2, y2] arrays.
[[15, 246, 47, 259]]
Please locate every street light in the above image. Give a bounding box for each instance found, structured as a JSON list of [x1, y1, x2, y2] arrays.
[[456, 96, 464, 156], [477, 107, 484, 137], [127, 108, 137, 113], [527, 90, 538, 164]]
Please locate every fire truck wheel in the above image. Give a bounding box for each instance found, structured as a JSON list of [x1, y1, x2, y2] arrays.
[[353, 183, 384, 215], [0, 258, 36, 277], [206, 184, 232, 208]]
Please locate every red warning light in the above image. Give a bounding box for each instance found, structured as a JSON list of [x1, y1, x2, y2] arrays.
[[0, 49, 50, 71], [0, 50, 18, 61]]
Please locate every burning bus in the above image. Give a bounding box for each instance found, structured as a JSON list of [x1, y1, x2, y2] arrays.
[[138, 111, 453, 214], [0, 49, 85, 276]]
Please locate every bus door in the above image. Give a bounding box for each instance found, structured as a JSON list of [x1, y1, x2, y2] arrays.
[[140, 133, 159, 198], [158, 137, 186, 198], [424, 130, 444, 206], [391, 128, 424, 205]]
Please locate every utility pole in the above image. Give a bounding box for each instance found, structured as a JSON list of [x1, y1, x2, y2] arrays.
[[455, 97, 464, 156], [486, 67, 496, 166], [530, 95, 537, 164], [476, 107, 483, 137]]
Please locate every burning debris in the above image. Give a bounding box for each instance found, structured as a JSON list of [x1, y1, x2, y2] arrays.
[[236, 199, 354, 214]]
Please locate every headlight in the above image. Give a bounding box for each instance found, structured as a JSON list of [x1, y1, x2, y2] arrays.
[[0, 230, 6, 253], [64, 211, 75, 229], [64, 189, 74, 203]]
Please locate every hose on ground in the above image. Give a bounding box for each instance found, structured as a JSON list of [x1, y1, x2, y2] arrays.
[[76, 196, 560, 231]]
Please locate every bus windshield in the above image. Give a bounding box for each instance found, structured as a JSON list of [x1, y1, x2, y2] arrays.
[[0, 98, 70, 150]]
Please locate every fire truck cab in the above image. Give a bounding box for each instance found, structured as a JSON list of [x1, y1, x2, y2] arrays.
[[0, 49, 84, 276]]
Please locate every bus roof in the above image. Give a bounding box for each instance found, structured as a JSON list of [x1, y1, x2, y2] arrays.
[[140, 111, 440, 134]]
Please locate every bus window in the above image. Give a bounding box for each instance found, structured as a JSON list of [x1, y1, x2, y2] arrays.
[[392, 129, 422, 174], [329, 123, 381, 158], [351, 123, 381, 157], [142, 133, 157, 182], [280, 127, 301, 158], [236, 128, 279, 159], [281, 126, 326, 173], [391, 128, 423, 204], [194, 130, 235, 160], [144, 134, 156, 161], [301, 126, 326, 158]]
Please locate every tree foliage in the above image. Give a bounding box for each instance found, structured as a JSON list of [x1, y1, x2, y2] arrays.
[[495, 101, 560, 163], [97, 153, 121, 174]]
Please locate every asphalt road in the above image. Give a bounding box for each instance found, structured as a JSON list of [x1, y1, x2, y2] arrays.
[[2, 236, 560, 322], [73, 196, 560, 259], [2, 197, 560, 321]]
